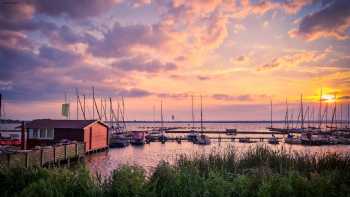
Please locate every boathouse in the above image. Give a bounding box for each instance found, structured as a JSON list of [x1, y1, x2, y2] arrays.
[[25, 119, 109, 153]]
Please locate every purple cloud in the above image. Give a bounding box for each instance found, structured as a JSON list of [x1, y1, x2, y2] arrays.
[[290, 0, 350, 41]]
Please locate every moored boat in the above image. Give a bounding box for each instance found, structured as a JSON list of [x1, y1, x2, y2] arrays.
[[109, 133, 129, 148], [239, 137, 254, 143], [193, 134, 211, 145], [130, 131, 145, 146]]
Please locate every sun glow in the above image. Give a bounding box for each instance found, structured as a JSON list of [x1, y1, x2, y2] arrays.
[[322, 94, 336, 102]]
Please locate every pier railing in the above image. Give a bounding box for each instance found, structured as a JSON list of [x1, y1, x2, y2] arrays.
[[0, 142, 85, 168]]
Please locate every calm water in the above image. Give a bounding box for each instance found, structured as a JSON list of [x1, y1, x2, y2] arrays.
[[85, 122, 350, 177]]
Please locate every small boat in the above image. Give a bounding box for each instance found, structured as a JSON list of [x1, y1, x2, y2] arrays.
[[109, 133, 129, 148], [226, 128, 237, 135], [130, 131, 145, 146], [284, 134, 301, 144], [187, 130, 200, 142], [176, 137, 182, 144], [159, 134, 167, 144], [239, 137, 254, 143], [268, 136, 279, 144], [145, 131, 162, 141], [193, 134, 211, 145]]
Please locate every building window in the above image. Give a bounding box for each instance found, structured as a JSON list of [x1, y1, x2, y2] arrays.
[[28, 128, 33, 138], [33, 129, 38, 138], [40, 129, 46, 138], [47, 128, 54, 139], [28, 128, 54, 139]]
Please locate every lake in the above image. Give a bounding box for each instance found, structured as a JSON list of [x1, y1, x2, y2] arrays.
[[85, 122, 350, 177]]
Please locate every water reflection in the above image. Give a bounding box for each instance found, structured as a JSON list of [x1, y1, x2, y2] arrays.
[[85, 122, 350, 177]]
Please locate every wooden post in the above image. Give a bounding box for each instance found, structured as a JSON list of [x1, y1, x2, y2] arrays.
[[7, 154, 10, 168], [40, 149, 43, 167], [64, 144, 67, 160], [21, 122, 27, 150], [25, 152, 29, 168], [53, 146, 56, 163], [75, 143, 78, 157]]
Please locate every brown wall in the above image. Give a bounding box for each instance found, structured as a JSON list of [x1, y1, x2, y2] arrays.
[[83, 123, 108, 152], [26, 122, 108, 152], [26, 128, 84, 149]]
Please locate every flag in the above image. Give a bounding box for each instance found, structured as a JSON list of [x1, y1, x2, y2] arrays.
[[62, 103, 70, 117]]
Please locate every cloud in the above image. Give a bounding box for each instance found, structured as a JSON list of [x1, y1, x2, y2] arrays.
[[197, 76, 210, 81], [289, 0, 350, 41], [233, 24, 246, 34], [212, 94, 268, 102], [227, 0, 313, 19], [112, 56, 177, 73], [339, 95, 350, 100], [115, 88, 152, 97], [0, 0, 121, 20], [257, 51, 327, 71]]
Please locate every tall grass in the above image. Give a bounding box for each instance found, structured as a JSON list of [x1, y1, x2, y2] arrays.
[[1, 145, 349, 197]]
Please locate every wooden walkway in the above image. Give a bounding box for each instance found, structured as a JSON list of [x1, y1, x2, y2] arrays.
[[163, 130, 285, 135], [0, 142, 85, 168]]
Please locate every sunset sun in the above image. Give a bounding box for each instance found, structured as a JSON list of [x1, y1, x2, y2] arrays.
[[322, 94, 336, 102]]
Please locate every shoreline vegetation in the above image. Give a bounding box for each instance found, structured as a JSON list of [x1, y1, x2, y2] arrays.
[[1, 145, 350, 197]]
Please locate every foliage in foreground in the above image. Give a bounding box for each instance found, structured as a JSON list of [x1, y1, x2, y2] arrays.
[[1, 145, 350, 197]]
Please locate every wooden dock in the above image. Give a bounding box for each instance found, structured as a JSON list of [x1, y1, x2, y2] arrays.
[[163, 130, 285, 135], [0, 142, 85, 168], [146, 136, 283, 143]]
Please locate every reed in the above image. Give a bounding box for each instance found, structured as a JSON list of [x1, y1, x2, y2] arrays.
[[1, 145, 349, 197]]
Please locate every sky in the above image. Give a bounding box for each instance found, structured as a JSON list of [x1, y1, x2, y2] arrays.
[[0, 0, 350, 121]]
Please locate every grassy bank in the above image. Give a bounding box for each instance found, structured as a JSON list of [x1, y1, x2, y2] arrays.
[[1, 145, 350, 197]]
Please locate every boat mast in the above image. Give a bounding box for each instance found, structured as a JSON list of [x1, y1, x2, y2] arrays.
[[270, 99, 273, 128], [92, 87, 101, 120], [191, 95, 195, 129], [348, 104, 350, 128], [300, 94, 304, 129], [76, 89, 79, 120], [285, 98, 289, 129], [319, 88, 322, 129], [76, 88, 86, 120], [83, 94, 86, 119], [200, 95, 203, 133], [312, 105, 315, 128], [340, 103, 343, 129], [121, 96, 126, 129], [305, 106, 310, 128], [0, 93, 2, 119], [92, 87, 95, 119], [160, 99, 164, 134], [330, 94, 337, 130], [323, 103, 328, 130], [290, 111, 294, 129]]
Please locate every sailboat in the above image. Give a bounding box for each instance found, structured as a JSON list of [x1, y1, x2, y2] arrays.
[[266, 98, 289, 133], [159, 100, 167, 143], [187, 95, 200, 141], [110, 97, 130, 148], [193, 95, 211, 145]]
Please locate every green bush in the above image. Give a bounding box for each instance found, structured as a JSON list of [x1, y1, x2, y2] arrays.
[[0, 145, 349, 197]]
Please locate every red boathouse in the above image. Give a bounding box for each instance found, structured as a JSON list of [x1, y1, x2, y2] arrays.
[[25, 119, 109, 153]]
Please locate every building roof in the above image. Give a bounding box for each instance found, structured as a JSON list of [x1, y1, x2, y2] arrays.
[[25, 119, 108, 129]]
